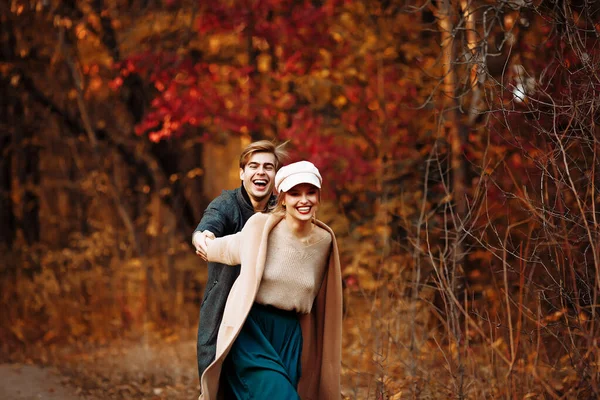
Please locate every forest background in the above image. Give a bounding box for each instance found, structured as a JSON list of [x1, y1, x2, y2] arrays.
[[1, 0, 599, 399]]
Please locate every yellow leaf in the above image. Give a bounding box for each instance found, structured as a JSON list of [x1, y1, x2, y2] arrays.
[[209, 37, 221, 54], [164, 334, 180, 344], [439, 193, 453, 204], [187, 168, 204, 178], [10, 320, 26, 343], [544, 309, 566, 323], [43, 330, 59, 343], [257, 54, 271, 73]]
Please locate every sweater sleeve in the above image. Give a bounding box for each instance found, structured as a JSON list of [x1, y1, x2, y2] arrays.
[[206, 232, 242, 266], [205, 212, 268, 266]]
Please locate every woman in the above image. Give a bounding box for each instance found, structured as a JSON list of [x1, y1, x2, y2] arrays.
[[198, 160, 342, 400]]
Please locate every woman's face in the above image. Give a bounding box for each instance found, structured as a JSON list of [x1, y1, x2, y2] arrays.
[[284, 183, 320, 222]]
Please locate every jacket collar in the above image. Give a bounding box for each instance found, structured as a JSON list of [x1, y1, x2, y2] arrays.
[[238, 184, 277, 213]]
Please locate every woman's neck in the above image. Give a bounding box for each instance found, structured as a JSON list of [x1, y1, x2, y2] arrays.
[[284, 215, 313, 238]]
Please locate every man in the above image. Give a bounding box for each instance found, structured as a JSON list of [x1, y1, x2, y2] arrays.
[[192, 140, 288, 382]]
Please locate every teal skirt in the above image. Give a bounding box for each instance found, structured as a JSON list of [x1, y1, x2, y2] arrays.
[[221, 302, 302, 399]]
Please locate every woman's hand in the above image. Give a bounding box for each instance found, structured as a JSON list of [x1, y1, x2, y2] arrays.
[[192, 230, 216, 261]]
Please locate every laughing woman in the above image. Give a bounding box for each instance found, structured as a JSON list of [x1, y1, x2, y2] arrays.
[[197, 161, 342, 400]]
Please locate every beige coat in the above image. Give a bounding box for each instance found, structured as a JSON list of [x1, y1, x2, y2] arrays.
[[199, 212, 342, 400]]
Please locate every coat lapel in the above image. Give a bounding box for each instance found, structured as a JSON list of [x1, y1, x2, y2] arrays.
[[298, 220, 343, 400]]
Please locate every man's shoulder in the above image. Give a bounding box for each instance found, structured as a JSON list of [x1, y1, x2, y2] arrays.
[[216, 187, 239, 200], [208, 188, 242, 208]]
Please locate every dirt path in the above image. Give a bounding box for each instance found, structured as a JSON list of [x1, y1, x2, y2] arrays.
[[0, 363, 88, 400], [1, 330, 200, 400]]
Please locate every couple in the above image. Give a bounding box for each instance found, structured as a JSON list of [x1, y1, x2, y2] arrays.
[[191, 141, 343, 400]]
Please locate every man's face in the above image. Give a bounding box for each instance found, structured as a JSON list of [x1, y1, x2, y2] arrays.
[[240, 152, 277, 202]]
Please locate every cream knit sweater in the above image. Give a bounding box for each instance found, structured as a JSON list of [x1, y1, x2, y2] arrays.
[[255, 222, 332, 313]]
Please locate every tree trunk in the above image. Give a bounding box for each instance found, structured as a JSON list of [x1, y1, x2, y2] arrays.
[[437, 0, 466, 274], [435, 2, 467, 396], [0, 100, 15, 247], [0, 0, 16, 248], [16, 117, 40, 246]]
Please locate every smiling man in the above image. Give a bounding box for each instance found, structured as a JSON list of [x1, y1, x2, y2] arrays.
[[191, 140, 288, 385]]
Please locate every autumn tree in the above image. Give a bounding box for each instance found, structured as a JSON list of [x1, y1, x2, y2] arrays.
[[2, 0, 600, 397], [412, 0, 600, 396]]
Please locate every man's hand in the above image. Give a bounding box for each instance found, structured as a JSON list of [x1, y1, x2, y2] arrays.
[[192, 230, 216, 261]]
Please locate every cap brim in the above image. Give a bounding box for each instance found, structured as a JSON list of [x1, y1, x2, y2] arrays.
[[279, 173, 322, 193]]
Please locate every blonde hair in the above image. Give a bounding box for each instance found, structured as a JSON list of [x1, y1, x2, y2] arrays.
[[239, 140, 289, 170], [272, 193, 287, 215]]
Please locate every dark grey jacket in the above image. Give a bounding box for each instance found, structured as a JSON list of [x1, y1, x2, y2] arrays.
[[195, 186, 274, 381]]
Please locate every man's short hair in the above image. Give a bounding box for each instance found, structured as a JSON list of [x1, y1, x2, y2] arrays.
[[239, 140, 289, 170]]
